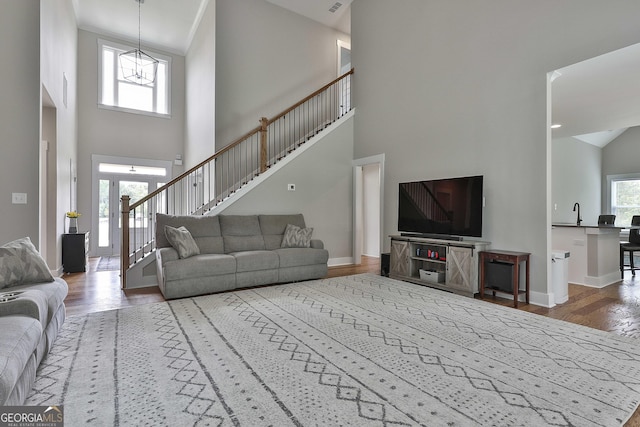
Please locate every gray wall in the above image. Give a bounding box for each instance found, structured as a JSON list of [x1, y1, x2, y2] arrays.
[[0, 0, 77, 272], [552, 138, 601, 225], [602, 126, 640, 177], [41, 0, 78, 269], [221, 115, 355, 264], [76, 30, 186, 237], [351, 0, 640, 300], [215, 0, 350, 150], [185, 0, 216, 169], [602, 126, 640, 214], [0, 1, 41, 246]]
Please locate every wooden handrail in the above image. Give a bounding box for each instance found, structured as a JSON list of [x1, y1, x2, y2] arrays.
[[265, 68, 354, 127], [129, 67, 354, 212]]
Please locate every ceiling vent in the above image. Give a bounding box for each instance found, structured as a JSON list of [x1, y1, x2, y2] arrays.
[[329, 2, 343, 13]]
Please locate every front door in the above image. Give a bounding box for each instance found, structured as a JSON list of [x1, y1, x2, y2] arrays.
[[94, 158, 170, 257]]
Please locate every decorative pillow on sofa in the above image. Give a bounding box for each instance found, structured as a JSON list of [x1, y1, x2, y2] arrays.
[[165, 225, 200, 259], [0, 237, 54, 290], [281, 224, 313, 248]]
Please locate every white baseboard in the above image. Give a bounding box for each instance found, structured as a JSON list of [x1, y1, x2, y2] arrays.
[[328, 257, 354, 267]]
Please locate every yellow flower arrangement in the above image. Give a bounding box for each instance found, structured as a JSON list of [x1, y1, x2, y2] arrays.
[[66, 211, 81, 218]]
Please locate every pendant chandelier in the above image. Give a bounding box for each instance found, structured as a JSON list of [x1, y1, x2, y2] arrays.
[[119, 0, 158, 85]]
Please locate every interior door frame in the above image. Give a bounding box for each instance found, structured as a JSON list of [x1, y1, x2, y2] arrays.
[[352, 154, 385, 265], [91, 155, 172, 256]]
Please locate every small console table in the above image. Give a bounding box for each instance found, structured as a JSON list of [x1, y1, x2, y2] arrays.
[[479, 250, 530, 308], [62, 232, 90, 273]]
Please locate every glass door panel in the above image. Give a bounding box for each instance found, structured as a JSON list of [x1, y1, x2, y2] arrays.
[[98, 179, 110, 250], [114, 180, 149, 255]]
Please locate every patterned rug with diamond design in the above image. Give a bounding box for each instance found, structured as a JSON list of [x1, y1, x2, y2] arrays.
[[26, 274, 640, 426]]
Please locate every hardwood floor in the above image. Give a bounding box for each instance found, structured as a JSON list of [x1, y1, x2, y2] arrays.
[[63, 256, 640, 425]]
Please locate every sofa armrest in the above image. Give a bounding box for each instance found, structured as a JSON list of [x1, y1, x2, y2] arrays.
[[156, 247, 179, 295], [310, 239, 324, 250], [156, 247, 179, 265], [0, 290, 48, 324]]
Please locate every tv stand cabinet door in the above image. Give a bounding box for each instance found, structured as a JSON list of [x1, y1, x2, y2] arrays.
[[446, 246, 474, 292], [390, 239, 410, 277]]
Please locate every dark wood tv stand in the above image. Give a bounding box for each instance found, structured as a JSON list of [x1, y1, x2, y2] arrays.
[[389, 235, 489, 297]]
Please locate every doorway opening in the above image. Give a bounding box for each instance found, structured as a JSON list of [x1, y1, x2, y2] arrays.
[[353, 154, 385, 265], [92, 155, 172, 256]]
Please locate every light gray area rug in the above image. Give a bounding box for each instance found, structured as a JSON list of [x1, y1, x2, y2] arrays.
[[95, 256, 119, 272], [27, 274, 640, 426]]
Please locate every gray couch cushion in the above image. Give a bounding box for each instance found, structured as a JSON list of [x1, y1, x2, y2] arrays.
[[219, 215, 266, 253], [0, 290, 48, 325], [163, 254, 236, 281], [156, 214, 224, 254], [7, 278, 67, 325], [275, 248, 329, 268], [233, 251, 279, 273], [259, 214, 306, 250], [0, 315, 42, 405], [0, 237, 54, 290], [164, 226, 200, 259]]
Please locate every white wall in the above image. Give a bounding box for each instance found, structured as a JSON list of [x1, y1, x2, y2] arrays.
[[602, 126, 640, 177], [0, 1, 41, 246], [552, 137, 601, 225], [41, 0, 78, 269], [221, 115, 355, 264], [362, 163, 380, 257], [76, 30, 186, 239], [215, 0, 350, 150], [185, 0, 216, 169], [351, 0, 640, 301]]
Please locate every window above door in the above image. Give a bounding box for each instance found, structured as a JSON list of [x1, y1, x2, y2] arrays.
[[98, 39, 171, 118]]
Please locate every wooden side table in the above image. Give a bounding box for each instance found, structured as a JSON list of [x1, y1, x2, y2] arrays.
[[479, 250, 530, 308]]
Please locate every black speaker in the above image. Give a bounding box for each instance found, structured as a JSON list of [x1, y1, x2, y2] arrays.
[[381, 253, 390, 277]]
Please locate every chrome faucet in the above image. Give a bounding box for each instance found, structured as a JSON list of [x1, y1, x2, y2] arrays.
[[573, 202, 582, 226]]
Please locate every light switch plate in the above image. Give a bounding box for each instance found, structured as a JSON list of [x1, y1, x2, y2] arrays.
[[12, 193, 27, 204]]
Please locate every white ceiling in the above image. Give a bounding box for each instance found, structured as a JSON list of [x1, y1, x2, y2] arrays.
[[72, 0, 351, 55], [551, 43, 640, 147], [264, 0, 352, 33]]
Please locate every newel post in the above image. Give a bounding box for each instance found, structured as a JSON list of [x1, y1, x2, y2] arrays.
[[260, 117, 268, 173], [120, 195, 130, 289]]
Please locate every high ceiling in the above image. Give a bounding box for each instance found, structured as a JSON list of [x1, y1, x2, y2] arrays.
[[551, 43, 640, 147], [72, 0, 351, 55]]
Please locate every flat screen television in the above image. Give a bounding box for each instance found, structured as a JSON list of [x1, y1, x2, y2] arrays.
[[398, 175, 483, 238]]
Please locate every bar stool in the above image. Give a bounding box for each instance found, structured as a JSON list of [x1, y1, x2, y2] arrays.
[[598, 214, 616, 225], [620, 215, 640, 278]]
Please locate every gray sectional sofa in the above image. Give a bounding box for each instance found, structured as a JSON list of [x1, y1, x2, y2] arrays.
[[0, 237, 67, 405], [155, 214, 329, 299]]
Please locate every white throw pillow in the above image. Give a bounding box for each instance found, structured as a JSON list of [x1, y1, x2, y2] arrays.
[[164, 225, 200, 259], [281, 224, 313, 248], [0, 237, 54, 289]]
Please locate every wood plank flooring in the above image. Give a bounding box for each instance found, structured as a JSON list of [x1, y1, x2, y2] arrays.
[[62, 256, 640, 426]]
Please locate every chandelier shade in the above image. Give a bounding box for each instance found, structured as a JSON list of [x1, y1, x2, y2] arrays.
[[120, 48, 158, 85], [119, 0, 158, 85]]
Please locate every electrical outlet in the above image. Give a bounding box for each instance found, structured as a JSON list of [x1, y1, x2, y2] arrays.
[[288, 184, 296, 191], [12, 193, 27, 204]]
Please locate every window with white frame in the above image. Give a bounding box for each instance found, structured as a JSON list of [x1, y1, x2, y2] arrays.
[[609, 174, 640, 226], [98, 39, 171, 117]]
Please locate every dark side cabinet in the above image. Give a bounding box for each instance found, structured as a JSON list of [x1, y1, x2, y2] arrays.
[[62, 232, 89, 273]]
